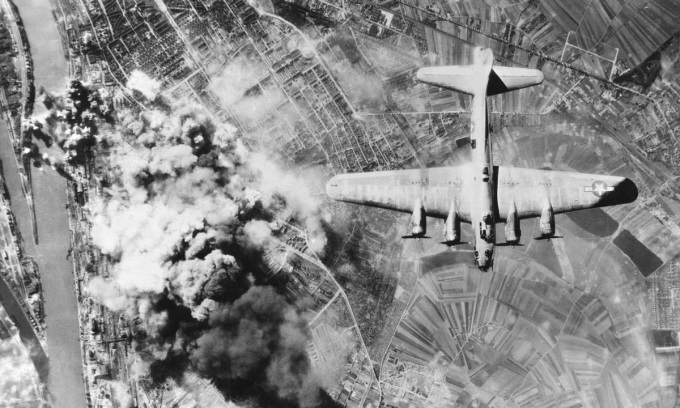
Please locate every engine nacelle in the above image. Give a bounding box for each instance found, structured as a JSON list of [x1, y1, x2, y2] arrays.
[[539, 201, 555, 237], [504, 201, 520, 243], [410, 199, 426, 237], [444, 201, 460, 244]]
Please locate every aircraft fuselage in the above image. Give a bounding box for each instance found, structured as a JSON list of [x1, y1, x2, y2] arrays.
[[468, 52, 496, 270], [470, 89, 495, 270]]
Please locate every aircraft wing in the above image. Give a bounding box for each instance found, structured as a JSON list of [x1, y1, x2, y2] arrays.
[[495, 166, 638, 220], [326, 165, 637, 223], [326, 166, 472, 221]]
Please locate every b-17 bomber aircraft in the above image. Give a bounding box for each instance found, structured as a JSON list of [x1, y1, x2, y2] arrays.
[[326, 48, 638, 271]]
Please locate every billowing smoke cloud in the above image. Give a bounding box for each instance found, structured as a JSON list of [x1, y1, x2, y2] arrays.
[[244, 219, 273, 247], [211, 58, 285, 123], [208, 57, 329, 254], [88, 101, 329, 406], [126, 70, 162, 100], [190, 286, 322, 407], [247, 151, 329, 254], [33, 77, 333, 407], [109, 380, 132, 408], [332, 63, 385, 110]]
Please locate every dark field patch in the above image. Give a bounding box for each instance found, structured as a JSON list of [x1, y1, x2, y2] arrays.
[[527, 239, 562, 278], [421, 250, 474, 273], [456, 137, 470, 147], [566, 208, 619, 238], [613, 51, 661, 89], [613, 229, 663, 277]]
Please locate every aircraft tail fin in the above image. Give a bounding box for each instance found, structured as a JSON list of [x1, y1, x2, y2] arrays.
[[416, 65, 543, 96]]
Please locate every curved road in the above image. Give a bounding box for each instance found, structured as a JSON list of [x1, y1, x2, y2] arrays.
[[3, 1, 87, 408]]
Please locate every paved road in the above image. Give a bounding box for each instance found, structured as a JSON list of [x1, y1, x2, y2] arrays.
[[7, 1, 87, 408]]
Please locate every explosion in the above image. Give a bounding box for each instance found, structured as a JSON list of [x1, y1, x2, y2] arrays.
[[22, 80, 112, 176], [30, 79, 334, 407]]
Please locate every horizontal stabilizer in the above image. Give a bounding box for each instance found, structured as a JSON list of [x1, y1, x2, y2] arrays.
[[488, 66, 544, 96], [416, 65, 544, 96], [416, 66, 482, 96]]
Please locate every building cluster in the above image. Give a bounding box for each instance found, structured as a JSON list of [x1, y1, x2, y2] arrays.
[[262, 227, 383, 408], [265, 233, 336, 308], [140, 372, 234, 408], [0, 189, 43, 336], [0, 3, 45, 340], [648, 261, 680, 330], [648, 261, 680, 389], [0, 8, 25, 116], [60, 159, 132, 407], [308, 320, 382, 408]]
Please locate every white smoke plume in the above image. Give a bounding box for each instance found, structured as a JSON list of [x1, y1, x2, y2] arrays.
[[332, 63, 385, 107], [211, 58, 284, 123], [244, 219, 273, 247], [246, 0, 274, 14], [109, 381, 132, 408], [88, 101, 329, 311], [247, 151, 329, 254], [126, 70, 162, 100]]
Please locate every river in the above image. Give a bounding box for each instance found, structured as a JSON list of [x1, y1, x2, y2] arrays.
[[5, 1, 87, 407]]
